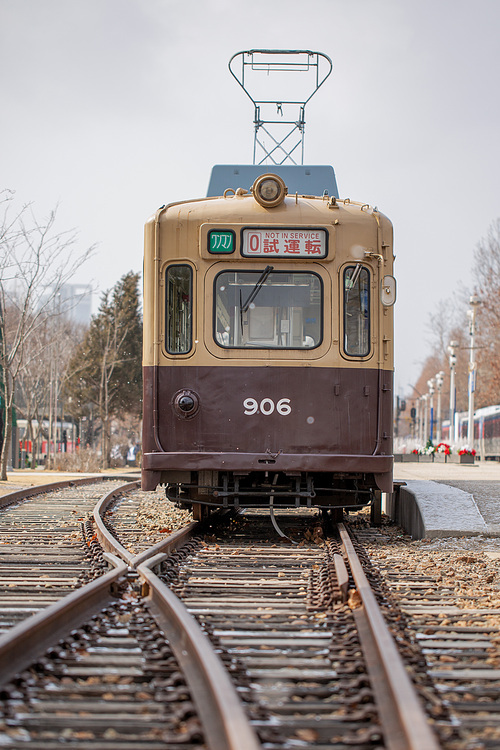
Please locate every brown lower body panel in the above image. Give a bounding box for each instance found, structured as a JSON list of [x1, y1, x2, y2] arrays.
[[142, 363, 394, 497]]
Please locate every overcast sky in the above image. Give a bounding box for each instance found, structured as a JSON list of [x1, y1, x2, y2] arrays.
[[2, 0, 500, 395]]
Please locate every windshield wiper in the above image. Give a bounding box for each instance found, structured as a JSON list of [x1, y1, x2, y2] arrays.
[[239, 265, 274, 336], [240, 265, 274, 313], [345, 262, 362, 303]]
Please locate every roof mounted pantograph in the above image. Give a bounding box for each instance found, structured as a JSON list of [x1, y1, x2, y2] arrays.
[[228, 49, 332, 166]]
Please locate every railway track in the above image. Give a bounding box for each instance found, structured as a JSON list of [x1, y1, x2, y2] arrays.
[[356, 521, 500, 749], [152, 509, 439, 749], [0, 479, 259, 750], [3, 599, 206, 749], [1, 481, 499, 748], [0, 478, 133, 633]]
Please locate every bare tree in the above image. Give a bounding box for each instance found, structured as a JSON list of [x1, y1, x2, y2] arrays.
[[408, 218, 500, 433], [15, 315, 86, 469], [471, 219, 500, 407], [66, 272, 142, 469], [0, 190, 94, 480], [412, 295, 469, 415]]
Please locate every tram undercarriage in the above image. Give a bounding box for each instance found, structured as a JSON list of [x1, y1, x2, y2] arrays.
[[165, 469, 382, 520]]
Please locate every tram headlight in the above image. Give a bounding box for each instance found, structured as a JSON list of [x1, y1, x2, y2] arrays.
[[252, 174, 287, 208], [173, 389, 200, 419], [179, 395, 195, 412]]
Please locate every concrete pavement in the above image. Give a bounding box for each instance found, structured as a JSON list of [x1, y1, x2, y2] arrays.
[[391, 459, 500, 538]]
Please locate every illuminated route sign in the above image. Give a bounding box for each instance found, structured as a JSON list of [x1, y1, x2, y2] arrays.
[[242, 228, 327, 258]]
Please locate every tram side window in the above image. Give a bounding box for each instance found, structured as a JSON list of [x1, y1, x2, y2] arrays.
[[165, 265, 192, 354], [343, 265, 370, 357]]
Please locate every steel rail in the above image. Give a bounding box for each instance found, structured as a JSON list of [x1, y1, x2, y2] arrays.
[[138, 554, 261, 750], [92, 480, 201, 568], [1, 479, 257, 746], [95, 490, 258, 750], [0, 474, 135, 509], [130, 521, 199, 568], [94, 482, 259, 749], [92, 480, 141, 564], [129, 508, 235, 568], [338, 523, 440, 750], [0, 553, 127, 688]]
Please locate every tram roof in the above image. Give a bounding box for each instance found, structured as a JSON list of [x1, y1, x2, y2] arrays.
[[207, 165, 339, 199]]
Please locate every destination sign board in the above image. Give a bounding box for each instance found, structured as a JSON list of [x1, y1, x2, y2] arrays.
[[242, 228, 327, 258]]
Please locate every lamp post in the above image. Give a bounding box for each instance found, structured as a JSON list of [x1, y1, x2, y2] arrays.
[[435, 371, 445, 442], [412, 400, 418, 440], [408, 385, 423, 444], [427, 378, 435, 442], [422, 394, 429, 445], [448, 340, 459, 442], [467, 295, 480, 448]]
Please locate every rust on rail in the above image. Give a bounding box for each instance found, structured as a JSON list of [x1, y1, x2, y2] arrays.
[[338, 522, 440, 750]]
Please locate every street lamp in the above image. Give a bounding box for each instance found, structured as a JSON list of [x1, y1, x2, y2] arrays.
[[467, 295, 480, 448], [427, 378, 435, 442], [435, 371, 445, 442], [414, 398, 420, 442], [418, 397, 425, 443], [422, 393, 429, 445], [448, 340, 459, 442], [411, 399, 418, 440]]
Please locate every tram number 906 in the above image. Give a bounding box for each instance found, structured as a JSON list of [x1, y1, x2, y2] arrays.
[[243, 398, 291, 416]]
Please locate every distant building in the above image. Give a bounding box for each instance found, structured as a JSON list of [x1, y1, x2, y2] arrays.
[[58, 284, 93, 324], [37, 283, 92, 326]]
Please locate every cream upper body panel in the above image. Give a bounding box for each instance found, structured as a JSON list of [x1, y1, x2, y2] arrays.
[[143, 193, 394, 370]]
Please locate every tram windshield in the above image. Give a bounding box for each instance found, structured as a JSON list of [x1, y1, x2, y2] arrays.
[[214, 270, 322, 349]]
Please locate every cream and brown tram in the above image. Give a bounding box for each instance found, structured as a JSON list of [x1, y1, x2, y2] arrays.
[[142, 167, 395, 519]]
